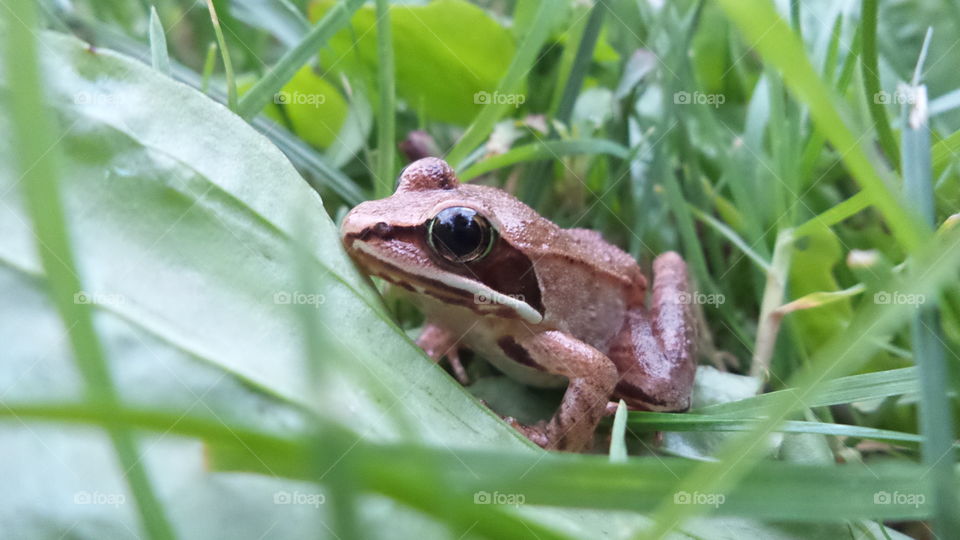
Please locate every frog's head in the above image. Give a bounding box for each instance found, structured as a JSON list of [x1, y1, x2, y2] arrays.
[[340, 158, 545, 323]]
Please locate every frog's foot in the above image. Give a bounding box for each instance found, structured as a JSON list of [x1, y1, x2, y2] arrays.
[[509, 332, 619, 452], [609, 251, 697, 412], [503, 417, 550, 449], [416, 323, 469, 385]]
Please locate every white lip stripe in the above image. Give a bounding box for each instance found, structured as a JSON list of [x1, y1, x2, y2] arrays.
[[353, 241, 543, 324]]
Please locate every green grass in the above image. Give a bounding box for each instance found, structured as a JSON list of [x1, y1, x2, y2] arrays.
[[5, 0, 960, 538]]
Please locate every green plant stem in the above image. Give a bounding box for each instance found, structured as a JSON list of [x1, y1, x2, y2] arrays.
[[751, 229, 793, 379], [2, 3, 174, 539], [374, 0, 396, 198]]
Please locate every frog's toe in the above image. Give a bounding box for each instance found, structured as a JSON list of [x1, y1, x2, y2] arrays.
[[502, 417, 550, 448], [604, 401, 621, 416]]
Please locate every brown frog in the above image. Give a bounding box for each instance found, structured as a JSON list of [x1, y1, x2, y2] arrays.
[[340, 158, 696, 451]]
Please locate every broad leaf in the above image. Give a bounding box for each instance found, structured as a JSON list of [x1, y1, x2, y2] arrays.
[[308, 0, 515, 125]]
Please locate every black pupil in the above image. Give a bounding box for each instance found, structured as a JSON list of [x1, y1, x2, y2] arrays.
[[430, 207, 490, 261]]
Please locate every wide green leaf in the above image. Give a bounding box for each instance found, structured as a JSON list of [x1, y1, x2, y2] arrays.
[[309, 0, 515, 125]]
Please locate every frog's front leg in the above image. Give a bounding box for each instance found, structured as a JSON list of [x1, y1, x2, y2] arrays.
[[610, 251, 697, 411], [416, 322, 469, 384], [506, 331, 618, 451]]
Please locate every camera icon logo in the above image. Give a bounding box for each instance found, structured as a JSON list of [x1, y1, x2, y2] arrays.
[[473, 491, 491, 504], [673, 91, 691, 104], [474, 91, 491, 105]]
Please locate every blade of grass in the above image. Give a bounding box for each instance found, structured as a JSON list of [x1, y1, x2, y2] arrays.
[[205, 0, 237, 111], [688, 204, 771, 272], [237, 0, 365, 120], [555, 0, 605, 125], [799, 25, 862, 186], [715, 0, 924, 250], [459, 138, 629, 180], [628, 412, 928, 445], [2, 4, 174, 539], [861, 0, 900, 170], [610, 400, 628, 463], [148, 6, 170, 75], [932, 128, 960, 175], [445, 0, 560, 168], [794, 191, 871, 237], [901, 74, 960, 534], [373, 0, 395, 198], [700, 367, 918, 416], [929, 87, 960, 117]]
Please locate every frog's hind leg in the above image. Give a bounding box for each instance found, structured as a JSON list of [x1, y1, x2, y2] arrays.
[[609, 251, 697, 411]]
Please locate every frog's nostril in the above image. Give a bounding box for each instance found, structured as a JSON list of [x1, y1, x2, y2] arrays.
[[372, 222, 393, 237]]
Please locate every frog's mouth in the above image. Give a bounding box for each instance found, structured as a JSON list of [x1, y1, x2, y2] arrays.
[[343, 232, 544, 325]]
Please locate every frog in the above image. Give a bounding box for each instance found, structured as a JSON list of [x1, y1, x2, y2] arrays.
[[339, 157, 697, 451]]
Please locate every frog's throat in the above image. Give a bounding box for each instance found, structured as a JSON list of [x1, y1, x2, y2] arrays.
[[352, 241, 543, 324]]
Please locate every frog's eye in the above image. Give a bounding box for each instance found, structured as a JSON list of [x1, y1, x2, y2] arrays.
[[427, 206, 497, 263]]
